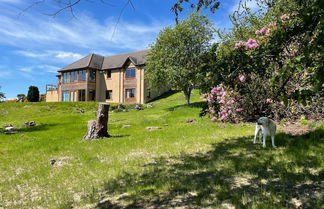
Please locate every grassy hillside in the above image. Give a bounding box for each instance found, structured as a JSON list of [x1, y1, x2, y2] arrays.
[[0, 90, 323, 209]]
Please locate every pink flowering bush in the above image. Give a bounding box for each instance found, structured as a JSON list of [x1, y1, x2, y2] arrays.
[[234, 39, 259, 50], [203, 84, 243, 122], [255, 27, 269, 36], [202, 0, 324, 122], [280, 14, 289, 21]]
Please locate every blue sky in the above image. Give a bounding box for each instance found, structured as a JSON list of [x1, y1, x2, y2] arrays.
[[0, 0, 259, 99]]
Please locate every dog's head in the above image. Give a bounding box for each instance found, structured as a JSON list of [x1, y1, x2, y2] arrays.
[[257, 117, 269, 126]]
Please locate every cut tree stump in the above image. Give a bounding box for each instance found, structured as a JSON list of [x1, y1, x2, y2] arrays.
[[83, 103, 110, 141]]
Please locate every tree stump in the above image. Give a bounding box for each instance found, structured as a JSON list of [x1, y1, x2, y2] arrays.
[[83, 103, 110, 140]]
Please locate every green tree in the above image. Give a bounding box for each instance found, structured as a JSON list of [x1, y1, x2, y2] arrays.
[[145, 13, 214, 104], [0, 86, 5, 101], [27, 86, 40, 102], [17, 94, 26, 102]]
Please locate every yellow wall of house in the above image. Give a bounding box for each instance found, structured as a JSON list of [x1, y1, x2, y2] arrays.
[[53, 64, 170, 104], [103, 69, 122, 103], [46, 90, 59, 102], [95, 64, 170, 104]]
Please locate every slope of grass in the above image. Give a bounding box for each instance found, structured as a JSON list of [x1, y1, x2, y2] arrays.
[[0, 90, 323, 209]]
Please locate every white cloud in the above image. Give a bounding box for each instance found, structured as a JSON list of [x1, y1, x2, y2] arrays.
[[55, 52, 83, 60], [18, 65, 59, 74], [15, 51, 48, 58], [38, 65, 59, 73], [18, 67, 33, 72], [0, 9, 167, 54], [15, 50, 84, 63]]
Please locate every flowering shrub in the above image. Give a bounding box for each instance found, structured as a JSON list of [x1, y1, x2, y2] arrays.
[[203, 84, 243, 122], [234, 39, 259, 50], [201, 0, 323, 122], [255, 26, 269, 36]]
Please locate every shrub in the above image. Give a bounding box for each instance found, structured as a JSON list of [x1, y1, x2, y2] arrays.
[[27, 86, 40, 102], [202, 0, 323, 121]]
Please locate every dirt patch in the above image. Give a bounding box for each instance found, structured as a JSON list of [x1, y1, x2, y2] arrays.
[[279, 123, 313, 136]]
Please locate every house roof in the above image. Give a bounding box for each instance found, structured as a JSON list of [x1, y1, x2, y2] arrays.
[[58, 54, 104, 72], [58, 49, 149, 72], [102, 49, 149, 70]]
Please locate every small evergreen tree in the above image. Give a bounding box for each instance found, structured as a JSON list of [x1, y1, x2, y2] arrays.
[[0, 86, 5, 101], [27, 86, 40, 102]]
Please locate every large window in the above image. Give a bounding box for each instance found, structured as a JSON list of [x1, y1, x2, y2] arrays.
[[106, 90, 112, 100], [125, 68, 136, 78], [79, 70, 86, 81], [63, 72, 71, 83], [63, 70, 86, 83], [125, 88, 136, 98]]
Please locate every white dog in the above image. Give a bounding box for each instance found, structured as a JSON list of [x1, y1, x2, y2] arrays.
[[253, 117, 277, 148]]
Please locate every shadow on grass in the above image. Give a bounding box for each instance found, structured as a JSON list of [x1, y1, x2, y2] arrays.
[[91, 128, 324, 209], [0, 123, 58, 134], [147, 90, 181, 103], [18, 123, 58, 133], [165, 101, 207, 112], [109, 134, 130, 138]]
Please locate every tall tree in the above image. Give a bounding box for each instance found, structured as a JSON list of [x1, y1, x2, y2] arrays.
[[145, 13, 214, 105], [0, 86, 5, 101], [27, 86, 40, 102]]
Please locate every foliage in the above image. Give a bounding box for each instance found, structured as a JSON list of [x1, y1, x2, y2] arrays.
[[146, 13, 214, 104], [203, 0, 324, 121], [17, 94, 26, 102], [203, 84, 243, 122], [27, 86, 40, 102], [171, 0, 220, 23], [0, 86, 5, 101]]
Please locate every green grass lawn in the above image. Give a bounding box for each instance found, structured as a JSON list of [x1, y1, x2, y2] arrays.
[[0, 90, 323, 209]]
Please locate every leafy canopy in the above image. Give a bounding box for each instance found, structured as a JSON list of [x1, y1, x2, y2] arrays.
[[145, 13, 214, 104]]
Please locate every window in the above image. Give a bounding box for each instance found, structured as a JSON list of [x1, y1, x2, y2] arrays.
[[78, 89, 85, 101], [107, 70, 112, 78], [63, 72, 71, 83], [125, 68, 136, 78], [70, 91, 77, 101], [125, 88, 136, 98], [89, 71, 96, 81], [62, 70, 88, 83], [89, 90, 96, 101], [67, 72, 71, 83], [79, 70, 86, 81], [63, 73, 67, 83], [71, 71, 77, 82], [106, 90, 112, 100], [62, 91, 69, 102]]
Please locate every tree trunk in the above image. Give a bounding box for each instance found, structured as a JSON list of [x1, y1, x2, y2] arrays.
[[183, 85, 193, 105], [83, 103, 110, 140]]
